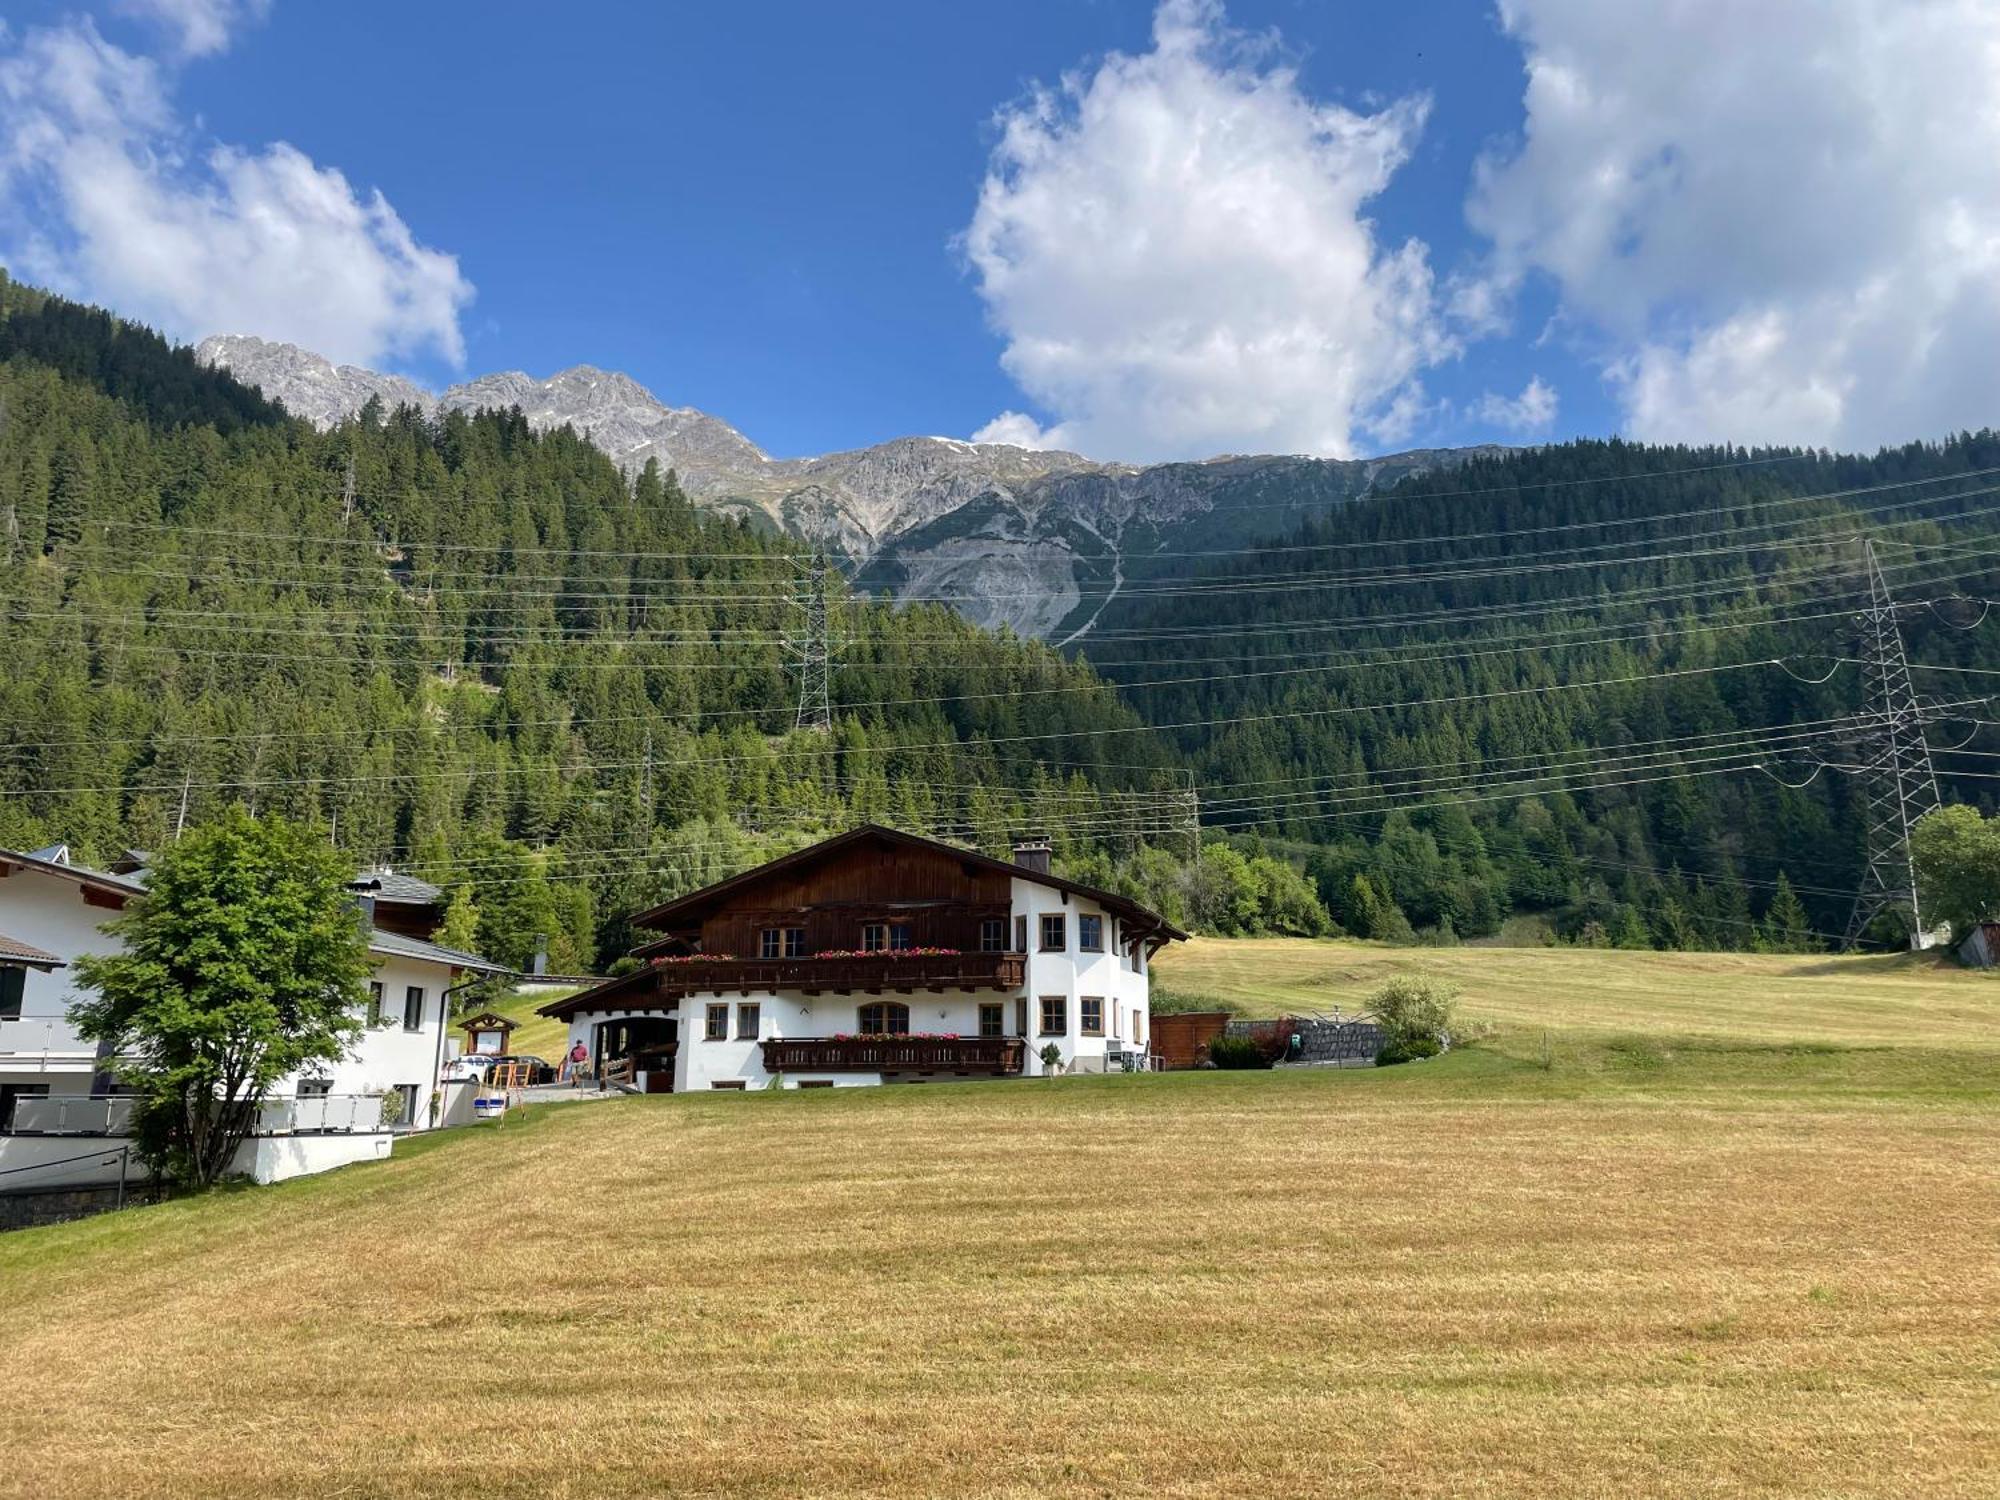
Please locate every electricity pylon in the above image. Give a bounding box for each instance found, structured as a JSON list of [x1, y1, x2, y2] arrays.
[[1842, 538, 1943, 949], [786, 545, 834, 733]]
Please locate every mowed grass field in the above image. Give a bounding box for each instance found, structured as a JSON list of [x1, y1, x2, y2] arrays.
[[3, 942, 1997, 1499], [1162, 933, 2000, 1047]]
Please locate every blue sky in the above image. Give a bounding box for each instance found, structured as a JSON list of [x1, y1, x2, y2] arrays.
[[2, 0, 1994, 464]]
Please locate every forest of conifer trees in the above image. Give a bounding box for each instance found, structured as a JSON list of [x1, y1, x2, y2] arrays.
[[8, 271, 2000, 964]]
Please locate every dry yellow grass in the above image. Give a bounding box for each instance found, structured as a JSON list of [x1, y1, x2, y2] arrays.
[[1159, 935, 2000, 1047], [4, 943, 1997, 1498]]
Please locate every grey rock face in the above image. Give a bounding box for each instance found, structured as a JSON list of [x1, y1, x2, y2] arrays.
[[196, 334, 436, 428], [195, 335, 1497, 638]]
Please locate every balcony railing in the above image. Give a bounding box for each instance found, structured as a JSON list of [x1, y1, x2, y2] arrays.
[[5, 1095, 136, 1136], [760, 1035, 1026, 1075], [635, 951, 1026, 999], [3, 1093, 394, 1137]]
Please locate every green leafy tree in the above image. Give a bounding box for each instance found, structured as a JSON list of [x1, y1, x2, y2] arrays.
[[1911, 805, 2000, 940], [70, 808, 372, 1187]]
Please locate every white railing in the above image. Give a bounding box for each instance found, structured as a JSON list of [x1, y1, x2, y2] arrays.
[[4, 1093, 394, 1137]]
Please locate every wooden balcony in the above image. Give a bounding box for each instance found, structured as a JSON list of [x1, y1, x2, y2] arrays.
[[632, 951, 1026, 999], [760, 1035, 1026, 1075]]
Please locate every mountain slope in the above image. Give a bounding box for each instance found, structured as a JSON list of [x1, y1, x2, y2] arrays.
[[195, 334, 1494, 637]]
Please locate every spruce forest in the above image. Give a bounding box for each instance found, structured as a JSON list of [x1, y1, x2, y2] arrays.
[[5, 273, 1998, 965]]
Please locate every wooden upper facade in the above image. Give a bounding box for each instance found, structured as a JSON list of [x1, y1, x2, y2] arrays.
[[637, 832, 1016, 959]]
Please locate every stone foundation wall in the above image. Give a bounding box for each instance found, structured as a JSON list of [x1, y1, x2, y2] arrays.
[[0, 1184, 141, 1232]]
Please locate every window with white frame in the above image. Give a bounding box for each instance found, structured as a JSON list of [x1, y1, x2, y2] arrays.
[[737, 1002, 761, 1039], [705, 1004, 728, 1040]]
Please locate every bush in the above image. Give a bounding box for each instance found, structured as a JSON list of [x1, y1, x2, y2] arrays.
[[1206, 1035, 1271, 1070], [1375, 1035, 1442, 1067], [1149, 985, 1237, 1016], [1367, 972, 1460, 1054]]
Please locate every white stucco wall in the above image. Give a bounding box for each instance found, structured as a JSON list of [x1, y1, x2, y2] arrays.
[[280, 951, 460, 1127], [0, 865, 124, 1092], [1011, 877, 1151, 1076]]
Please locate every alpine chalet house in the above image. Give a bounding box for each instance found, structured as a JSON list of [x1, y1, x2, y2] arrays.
[[0, 847, 503, 1195], [540, 825, 1185, 1091]]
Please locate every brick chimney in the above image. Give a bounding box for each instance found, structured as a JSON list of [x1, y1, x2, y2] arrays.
[[1012, 837, 1052, 876]]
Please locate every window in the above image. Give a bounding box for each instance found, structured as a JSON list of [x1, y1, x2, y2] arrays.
[[1015, 996, 1029, 1037], [1040, 914, 1066, 952], [979, 918, 1007, 953], [1132, 1008, 1145, 1047], [389, 1083, 419, 1126], [711, 1080, 747, 1091], [705, 1004, 728, 1041], [858, 1001, 910, 1034], [365, 981, 384, 1028], [797, 1080, 834, 1089], [863, 922, 911, 952], [1039, 995, 1067, 1035], [1079, 915, 1103, 952], [296, 1079, 332, 1099], [760, 928, 782, 959], [784, 927, 805, 957], [0, 965, 25, 1021], [403, 986, 426, 1032], [736, 1002, 761, 1039], [1014, 914, 1028, 953], [1080, 996, 1104, 1036], [978, 1002, 1004, 1038]]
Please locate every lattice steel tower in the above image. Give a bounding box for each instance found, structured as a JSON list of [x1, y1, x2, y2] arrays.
[[1843, 538, 1943, 949], [786, 546, 833, 732]]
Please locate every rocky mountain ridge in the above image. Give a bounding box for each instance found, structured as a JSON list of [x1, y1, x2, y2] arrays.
[[196, 334, 1495, 638]]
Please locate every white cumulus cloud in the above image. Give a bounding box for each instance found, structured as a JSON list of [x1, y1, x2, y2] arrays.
[[962, 0, 1454, 462], [0, 11, 471, 370], [1471, 0, 2000, 450], [119, 0, 269, 60], [1472, 375, 1556, 433]]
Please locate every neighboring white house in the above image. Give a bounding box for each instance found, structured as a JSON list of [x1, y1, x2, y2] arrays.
[[0, 846, 503, 1194], [541, 825, 1184, 1092]]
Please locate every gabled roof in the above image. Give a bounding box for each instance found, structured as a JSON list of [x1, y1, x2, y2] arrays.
[[367, 927, 507, 975], [0, 931, 64, 968], [352, 869, 445, 905], [630, 823, 1188, 941], [0, 846, 148, 899]]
